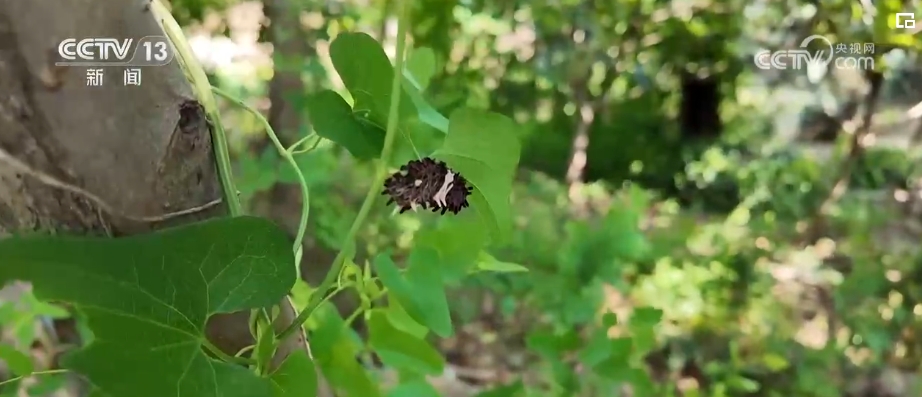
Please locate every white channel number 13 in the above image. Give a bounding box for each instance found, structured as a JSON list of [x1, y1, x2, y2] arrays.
[[144, 41, 168, 61]]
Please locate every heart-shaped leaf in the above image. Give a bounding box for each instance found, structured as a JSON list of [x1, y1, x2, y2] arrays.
[[0, 216, 295, 397], [374, 250, 452, 338], [329, 32, 416, 126], [434, 109, 521, 242], [368, 309, 444, 375], [305, 90, 384, 160], [270, 350, 318, 397]]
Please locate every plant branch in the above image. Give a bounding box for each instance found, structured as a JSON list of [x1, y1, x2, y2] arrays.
[[277, 0, 409, 341], [0, 369, 69, 388], [152, 0, 243, 216], [203, 339, 255, 366], [287, 134, 322, 155]]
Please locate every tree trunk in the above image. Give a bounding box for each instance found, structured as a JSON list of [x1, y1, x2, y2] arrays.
[[0, 0, 306, 392], [679, 71, 722, 140]]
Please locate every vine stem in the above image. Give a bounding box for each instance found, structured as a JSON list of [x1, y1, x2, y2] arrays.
[[153, 0, 308, 361], [211, 87, 311, 258], [151, 0, 243, 216], [277, 0, 410, 341], [0, 369, 68, 387], [204, 339, 255, 366]]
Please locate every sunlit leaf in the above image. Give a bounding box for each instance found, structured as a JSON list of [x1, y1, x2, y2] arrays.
[[270, 350, 318, 397], [0, 344, 33, 376], [386, 300, 428, 339], [373, 251, 453, 338], [305, 90, 384, 160], [406, 85, 449, 134], [387, 379, 440, 397], [631, 307, 663, 326], [404, 247, 452, 337], [405, 47, 437, 91], [311, 304, 381, 397], [475, 252, 528, 273], [368, 310, 444, 375], [434, 109, 521, 242], [416, 214, 488, 282], [592, 337, 633, 379], [329, 32, 416, 125], [474, 380, 525, 397]]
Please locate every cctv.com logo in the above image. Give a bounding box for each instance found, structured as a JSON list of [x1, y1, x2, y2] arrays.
[[754, 35, 875, 71]]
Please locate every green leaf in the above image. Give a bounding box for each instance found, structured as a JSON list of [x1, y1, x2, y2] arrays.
[[525, 329, 582, 359], [601, 187, 651, 262], [329, 32, 416, 125], [270, 350, 318, 397], [602, 312, 618, 328], [475, 252, 528, 273], [374, 255, 421, 320], [728, 376, 760, 392], [593, 338, 634, 379], [368, 310, 444, 375], [416, 214, 488, 282], [0, 292, 72, 348], [306, 90, 384, 160], [631, 307, 663, 327], [386, 300, 428, 339], [26, 372, 67, 396], [889, 32, 920, 49], [579, 332, 615, 368], [373, 252, 452, 338], [0, 378, 21, 397], [434, 109, 521, 242], [475, 380, 525, 397], [872, 0, 901, 42], [387, 380, 440, 397], [762, 353, 790, 372], [405, 47, 437, 91], [0, 344, 33, 376], [311, 304, 381, 397], [0, 216, 295, 397], [288, 280, 313, 312], [0, 291, 69, 349], [630, 318, 658, 355], [627, 368, 655, 396], [404, 248, 452, 337], [403, 82, 449, 134]]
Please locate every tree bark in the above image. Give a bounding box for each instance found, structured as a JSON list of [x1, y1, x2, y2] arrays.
[[0, 0, 306, 391]]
